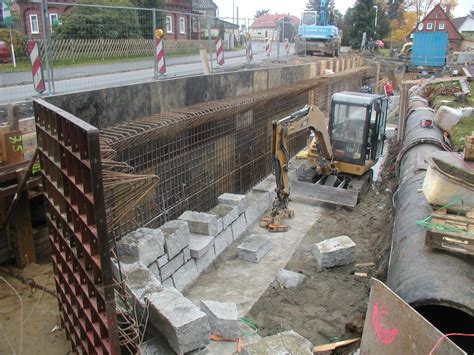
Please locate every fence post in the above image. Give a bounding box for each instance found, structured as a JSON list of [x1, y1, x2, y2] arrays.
[[276, 28, 280, 60], [207, 18, 213, 72], [153, 9, 158, 79], [40, 0, 54, 94]]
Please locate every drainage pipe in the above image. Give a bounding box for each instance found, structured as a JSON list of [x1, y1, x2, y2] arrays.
[[387, 91, 474, 352]]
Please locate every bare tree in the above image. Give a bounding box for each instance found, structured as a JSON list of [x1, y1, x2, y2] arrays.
[[404, 0, 436, 19]]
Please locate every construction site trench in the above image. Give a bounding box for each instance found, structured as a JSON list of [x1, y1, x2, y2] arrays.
[[1, 55, 472, 354]]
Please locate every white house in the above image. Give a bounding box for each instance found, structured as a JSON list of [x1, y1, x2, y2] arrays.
[[453, 8, 474, 51]]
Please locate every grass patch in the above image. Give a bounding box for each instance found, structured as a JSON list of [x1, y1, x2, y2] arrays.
[[451, 115, 474, 151], [379, 48, 391, 58], [0, 50, 205, 74]]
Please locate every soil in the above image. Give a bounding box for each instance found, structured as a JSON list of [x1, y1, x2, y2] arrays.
[[246, 141, 398, 350], [0, 262, 71, 354]]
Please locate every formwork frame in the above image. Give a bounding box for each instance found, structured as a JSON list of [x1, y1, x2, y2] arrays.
[[34, 99, 119, 354]]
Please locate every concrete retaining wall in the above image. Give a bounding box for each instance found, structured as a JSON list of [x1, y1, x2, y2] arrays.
[[45, 64, 312, 129], [44, 55, 363, 129]]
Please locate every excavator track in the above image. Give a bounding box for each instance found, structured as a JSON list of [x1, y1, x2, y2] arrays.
[[290, 164, 372, 208]]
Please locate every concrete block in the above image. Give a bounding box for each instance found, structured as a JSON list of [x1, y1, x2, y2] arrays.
[[139, 336, 174, 355], [231, 214, 247, 241], [241, 330, 313, 355], [276, 269, 306, 288], [200, 300, 239, 339], [179, 211, 221, 236], [209, 204, 239, 230], [312, 235, 356, 269], [117, 228, 165, 266], [172, 259, 199, 292], [147, 288, 211, 354], [237, 235, 272, 263], [214, 228, 233, 257], [157, 253, 169, 268], [183, 247, 191, 262], [159, 220, 191, 259], [111, 255, 137, 281], [218, 193, 247, 215], [123, 263, 162, 313], [148, 262, 161, 281], [244, 199, 261, 227], [160, 252, 185, 280], [189, 233, 214, 258], [256, 191, 271, 216], [253, 178, 277, 206], [162, 277, 175, 288], [196, 247, 216, 274]]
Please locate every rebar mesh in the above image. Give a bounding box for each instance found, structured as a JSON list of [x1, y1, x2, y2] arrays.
[[100, 67, 367, 238]]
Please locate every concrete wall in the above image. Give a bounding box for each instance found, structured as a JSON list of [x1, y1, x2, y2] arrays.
[[46, 64, 312, 129]]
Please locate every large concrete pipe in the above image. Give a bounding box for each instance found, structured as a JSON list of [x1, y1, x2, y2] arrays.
[[387, 91, 474, 352]]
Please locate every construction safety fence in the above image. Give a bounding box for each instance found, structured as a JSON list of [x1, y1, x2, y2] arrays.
[[0, 1, 302, 106], [100, 67, 368, 239]]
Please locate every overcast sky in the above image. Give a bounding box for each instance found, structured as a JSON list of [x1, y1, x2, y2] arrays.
[[214, 0, 473, 23]]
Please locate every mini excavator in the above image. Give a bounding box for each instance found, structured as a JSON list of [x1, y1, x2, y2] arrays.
[[260, 92, 389, 232]]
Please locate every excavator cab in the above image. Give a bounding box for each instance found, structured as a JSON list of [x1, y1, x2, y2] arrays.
[[328, 92, 388, 176], [261, 91, 389, 232]]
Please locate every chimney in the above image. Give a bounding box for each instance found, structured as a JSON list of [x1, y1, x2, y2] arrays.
[[445, 3, 451, 15]]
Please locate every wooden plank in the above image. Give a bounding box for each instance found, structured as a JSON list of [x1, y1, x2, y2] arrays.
[[426, 230, 474, 256], [18, 117, 36, 134], [3, 130, 25, 165], [360, 279, 466, 354], [7, 104, 20, 131], [431, 212, 474, 226], [313, 338, 360, 352], [12, 191, 36, 268]]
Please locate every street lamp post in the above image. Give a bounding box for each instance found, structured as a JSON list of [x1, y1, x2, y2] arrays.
[[373, 5, 378, 37]]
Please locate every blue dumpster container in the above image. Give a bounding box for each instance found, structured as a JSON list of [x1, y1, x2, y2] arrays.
[[411, 32, 448, 67]]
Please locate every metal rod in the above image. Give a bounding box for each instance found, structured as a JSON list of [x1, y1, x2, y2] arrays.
[[3, 149, 39, 232]]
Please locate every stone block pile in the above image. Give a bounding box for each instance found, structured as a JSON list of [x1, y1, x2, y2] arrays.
[[116, 190, 276, 353]]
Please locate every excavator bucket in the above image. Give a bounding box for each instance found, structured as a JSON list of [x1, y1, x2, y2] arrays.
[[291, 179, 359, 208]]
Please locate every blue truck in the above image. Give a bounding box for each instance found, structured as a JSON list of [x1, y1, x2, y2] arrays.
[[296, 1, 341, 57], [410, 31, 448, 68]]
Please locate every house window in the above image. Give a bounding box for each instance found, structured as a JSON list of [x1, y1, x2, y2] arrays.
[[192, 19, 198, 33], [49, 13, 59, 31], [439, 22, 445, 30], [179, 17, 186, 34], [166, 16, 173, 33], [426, 22, 433, 30], [29, 14, 39, 34]]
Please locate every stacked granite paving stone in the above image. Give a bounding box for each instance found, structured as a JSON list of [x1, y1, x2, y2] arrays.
[[114, 190, 277, 353]]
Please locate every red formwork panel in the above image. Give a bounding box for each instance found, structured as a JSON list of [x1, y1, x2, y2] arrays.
[[34, 99, 119, 354]]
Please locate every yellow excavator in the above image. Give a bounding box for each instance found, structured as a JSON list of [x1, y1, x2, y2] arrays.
[[261, 92, 389, 232]]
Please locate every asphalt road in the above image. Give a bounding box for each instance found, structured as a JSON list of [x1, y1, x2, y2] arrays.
[[0, 42, 287, 105]]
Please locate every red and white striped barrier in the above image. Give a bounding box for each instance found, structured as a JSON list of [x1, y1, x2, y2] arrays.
[[246, 40, 253, 62], [264, 37, 271, 58], [284, 38, 290, 55], [155, 38, 166, 75], [28, 41, 45, 94], [215, 37, 224, 66]]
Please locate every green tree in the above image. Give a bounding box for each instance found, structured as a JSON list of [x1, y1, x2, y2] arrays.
[[54, 0, 141, 39], [254, 9, 270, 18], [218, 20, 224, 39], [130, 0, 165, 38], [347, 0, 377, 48], [278, 16, 297, 42], [375, 1, 391, 40]]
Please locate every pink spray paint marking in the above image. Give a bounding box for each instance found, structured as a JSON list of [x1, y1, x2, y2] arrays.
[[370, 303, 399, 345]]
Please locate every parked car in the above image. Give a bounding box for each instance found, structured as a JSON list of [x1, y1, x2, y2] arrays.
[[0, 41, 8, 64]]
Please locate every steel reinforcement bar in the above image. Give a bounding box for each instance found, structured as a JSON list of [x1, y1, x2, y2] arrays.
[[100, 67, 367, 238]]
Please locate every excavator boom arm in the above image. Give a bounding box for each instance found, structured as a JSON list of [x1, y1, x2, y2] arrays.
[[271, 105, 332, 208]]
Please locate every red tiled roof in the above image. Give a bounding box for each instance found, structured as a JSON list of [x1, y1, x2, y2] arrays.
[[251, 14, 300, 29]]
